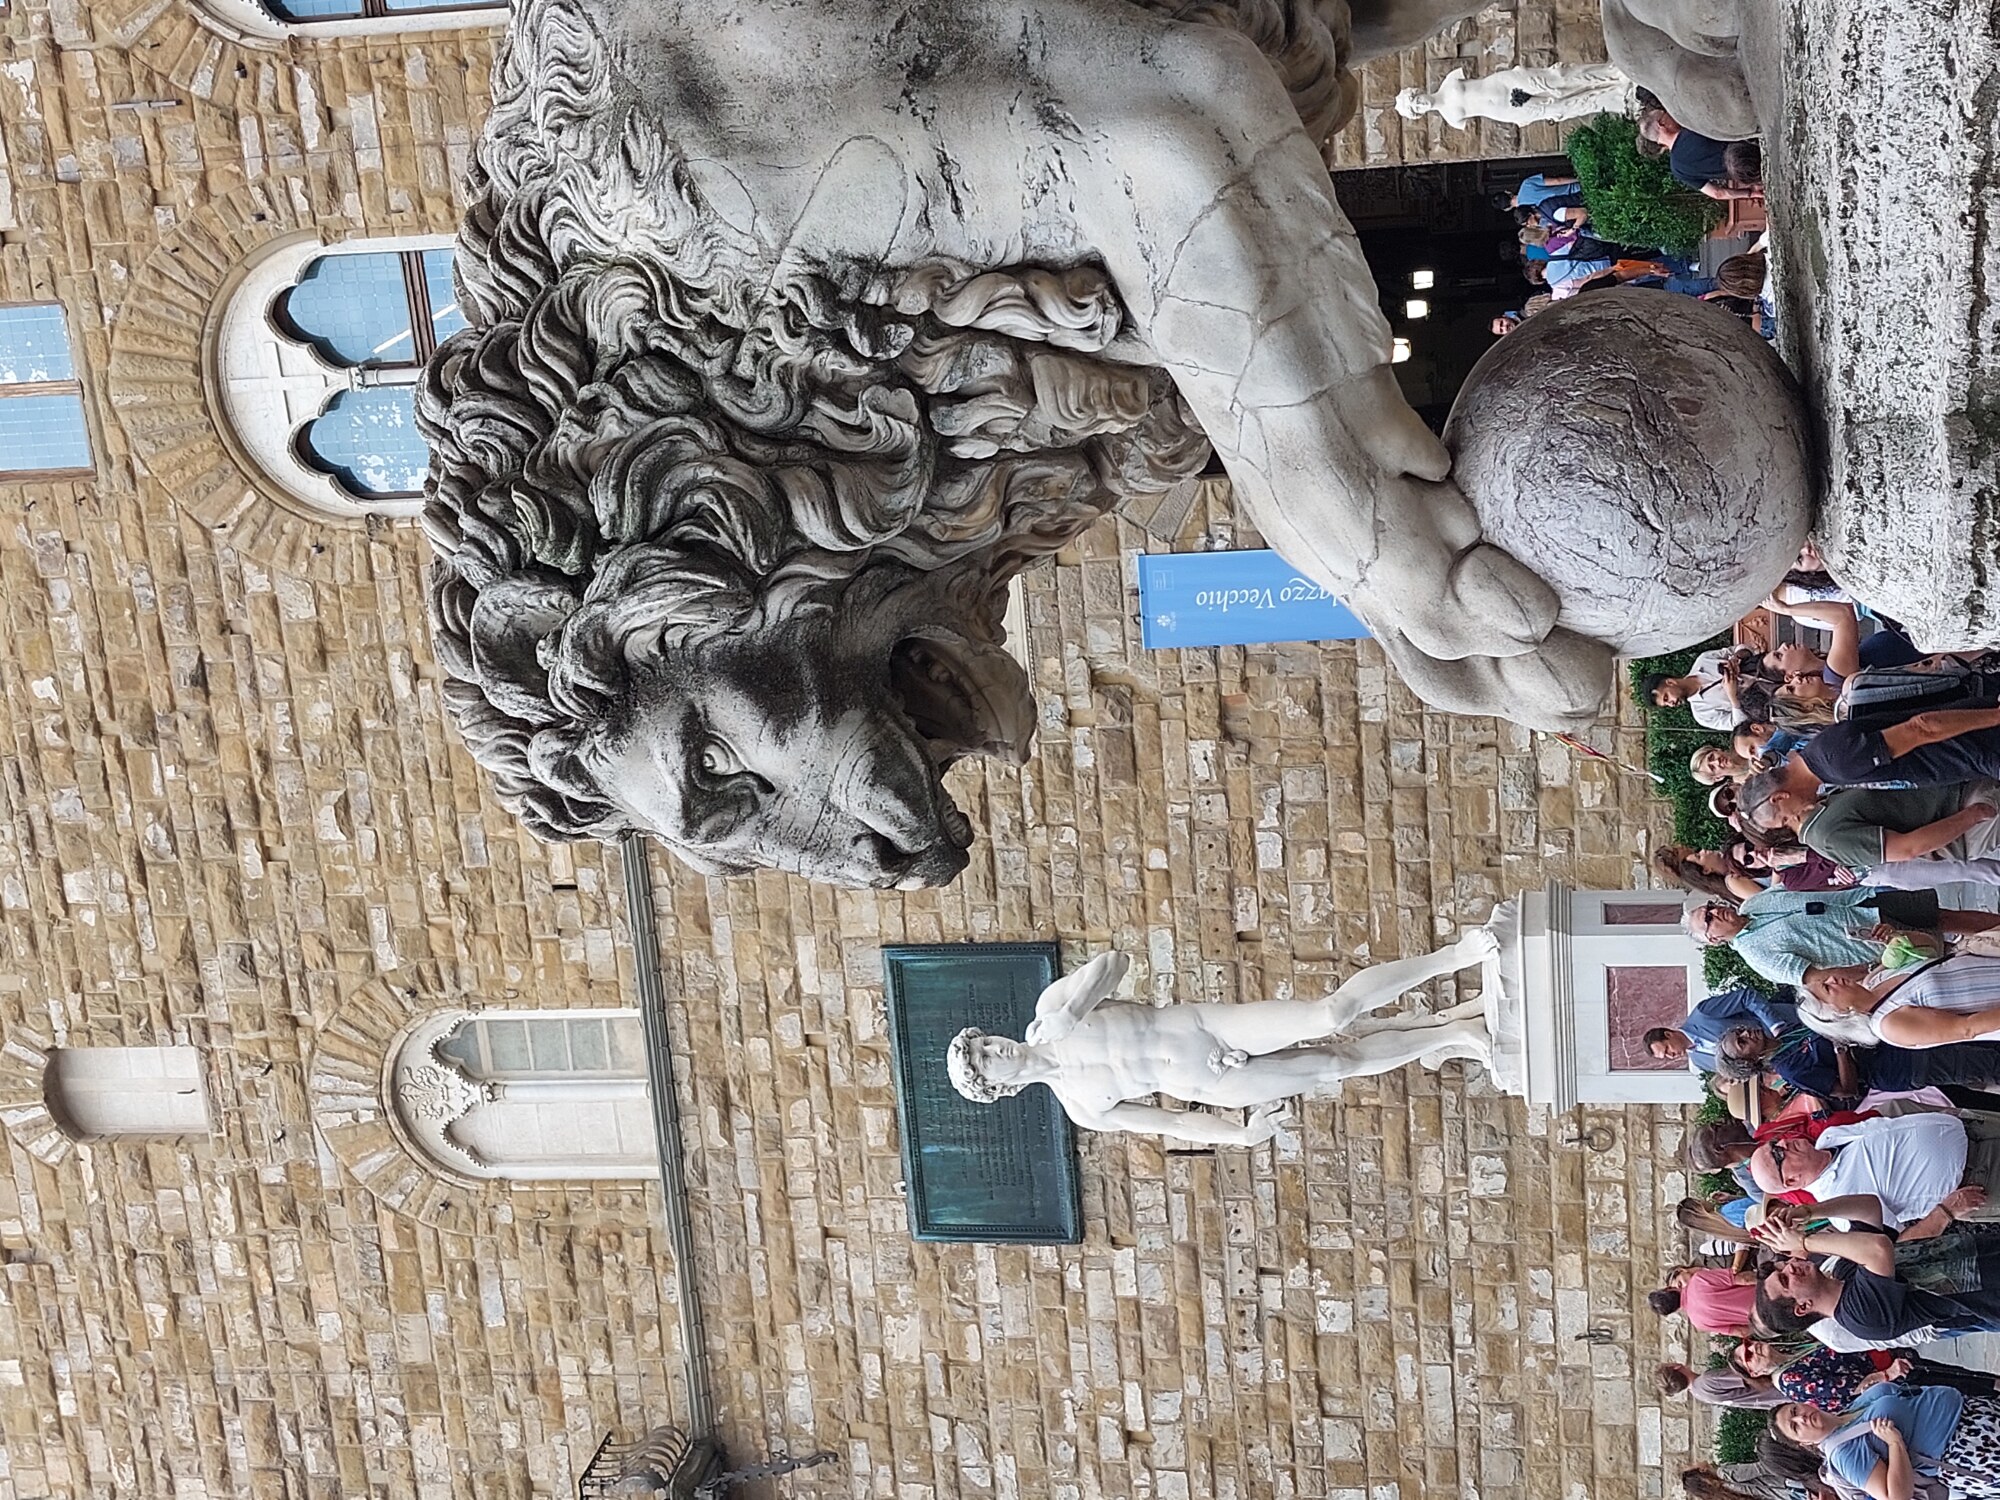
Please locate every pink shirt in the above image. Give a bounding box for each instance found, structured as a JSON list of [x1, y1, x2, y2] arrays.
[[1680, 1269, 1756, 1334]]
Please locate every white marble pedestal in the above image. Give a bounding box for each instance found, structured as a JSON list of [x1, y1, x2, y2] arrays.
[[1481, 884, 1706, 1110]]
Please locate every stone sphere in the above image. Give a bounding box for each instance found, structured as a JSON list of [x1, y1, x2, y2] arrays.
[[1444, 289, 1813, 656]]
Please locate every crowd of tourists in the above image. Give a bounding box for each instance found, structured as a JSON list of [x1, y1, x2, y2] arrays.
[[1492, 99, 1770, 341], [1630, 551, 2000, 1499]]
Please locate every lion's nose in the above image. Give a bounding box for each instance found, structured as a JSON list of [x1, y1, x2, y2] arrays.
[[885, 840, 970, 890], [828, 728, 947, 848]]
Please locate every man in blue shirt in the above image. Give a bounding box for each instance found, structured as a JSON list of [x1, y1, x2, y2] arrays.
[[1645, 984, 1799, 1073], [1685, 887, 1960, 987]]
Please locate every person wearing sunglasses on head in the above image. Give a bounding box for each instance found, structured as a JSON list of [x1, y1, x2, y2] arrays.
[[1747, 1112, 2000, 1238]]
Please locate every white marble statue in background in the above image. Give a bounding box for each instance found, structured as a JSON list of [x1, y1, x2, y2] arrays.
[[1394, 62, 1637, 128], [944, 936, 1499, 1147]]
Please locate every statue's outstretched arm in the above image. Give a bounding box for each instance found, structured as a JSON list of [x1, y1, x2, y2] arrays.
[[1071, 23, 1613, 725]]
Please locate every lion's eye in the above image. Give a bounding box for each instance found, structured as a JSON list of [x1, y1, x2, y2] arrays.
[[698, 739, 744, 780]]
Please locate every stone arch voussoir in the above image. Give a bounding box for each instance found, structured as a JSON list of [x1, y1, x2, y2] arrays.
[[105, 180, 464, 570], [0, 1034, 72, 1168]]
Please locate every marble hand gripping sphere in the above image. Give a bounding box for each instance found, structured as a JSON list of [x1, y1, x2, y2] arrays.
[[1444, 289, 1813, 655]]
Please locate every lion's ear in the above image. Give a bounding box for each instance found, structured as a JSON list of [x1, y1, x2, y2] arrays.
[[468, 575, 581, 725]]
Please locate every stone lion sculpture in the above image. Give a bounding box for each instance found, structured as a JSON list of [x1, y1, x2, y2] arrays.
[[416, 0, 1784, 887]]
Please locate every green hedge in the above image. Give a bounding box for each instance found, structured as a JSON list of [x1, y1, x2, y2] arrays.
[[1629, 638, 1734, 849], [1693, 1088, 1735, 1199], [1705, 945, 1779, 997], [1564, 113, 1724, 257], [1716, 1407, 1769, 1464]]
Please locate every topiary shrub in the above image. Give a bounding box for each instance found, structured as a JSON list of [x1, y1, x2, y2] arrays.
[[1565, 113, 1723, 258], [1629, 638, 1734, 848]]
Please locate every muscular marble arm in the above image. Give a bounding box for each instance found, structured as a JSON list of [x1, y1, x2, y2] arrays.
[[1026, 952, 1129, 1046], [1064, 22, 1617, 728]]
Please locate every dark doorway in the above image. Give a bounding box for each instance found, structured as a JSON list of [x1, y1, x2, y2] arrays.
[[1332, 155, 1571, 430]]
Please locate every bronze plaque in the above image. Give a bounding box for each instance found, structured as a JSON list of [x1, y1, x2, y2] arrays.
[[882, 943, 1083, 1244]]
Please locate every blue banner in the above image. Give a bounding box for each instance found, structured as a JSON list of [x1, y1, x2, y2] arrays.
[[1137, 550, 1371, 649]]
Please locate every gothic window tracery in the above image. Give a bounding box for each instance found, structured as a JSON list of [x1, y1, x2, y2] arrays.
[[388, 1011, 659, 1181], [259, 0, 499, 18], [214, 235, 461, 518], [184, 0, 503, 44], [277, 247, 463, 500]]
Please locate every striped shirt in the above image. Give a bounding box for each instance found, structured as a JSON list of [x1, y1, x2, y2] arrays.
[[1876, 954, 2000, 1030]]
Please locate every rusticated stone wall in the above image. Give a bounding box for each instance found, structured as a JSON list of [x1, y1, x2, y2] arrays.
[[0, 1, 1696, 1498]]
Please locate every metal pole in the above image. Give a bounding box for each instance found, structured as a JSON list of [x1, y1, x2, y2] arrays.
[[620, 832, 716, 1438]]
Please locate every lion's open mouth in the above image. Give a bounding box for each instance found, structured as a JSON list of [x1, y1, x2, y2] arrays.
[[887, 630, 1037, 774]]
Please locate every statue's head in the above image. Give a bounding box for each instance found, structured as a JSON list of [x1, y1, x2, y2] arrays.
[[945, 1028, 1028, 1105], [418, 0, 1208, 887], [1392, 87, 1435, 119]]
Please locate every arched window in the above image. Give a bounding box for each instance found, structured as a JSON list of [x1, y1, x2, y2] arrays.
[[262, 0, 499, 19], [185, 0, 501, 44], [278, 246, 463, 501], [390, 1010, 658, 1181], [214, 235, 462, 519], [44, 1046, 212, 1140]]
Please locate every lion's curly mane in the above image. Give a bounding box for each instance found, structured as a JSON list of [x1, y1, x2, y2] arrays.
[[419, 0, 1349, 842]]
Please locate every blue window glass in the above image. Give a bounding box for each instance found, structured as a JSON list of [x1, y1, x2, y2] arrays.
[[421, 249, 468, 342], [0, 305, 79, 384], [282, 252, 419, 367], [259, 0, 500, 16], [0, 392, 91, 473], [301, 387, 431, 497], [261, 0, 363, 17], [0, 305, 92, 476]]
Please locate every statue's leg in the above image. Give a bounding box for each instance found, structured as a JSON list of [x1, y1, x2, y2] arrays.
[[1350, 1018, 1491, 1073], [1196, 1000, 1372, 1056], [1415, 1028, 1494, 1069], [1201, 1020, 1493, 1104], [1432, 995, 1489, 1024], [1318, 930, 1497, 1034]]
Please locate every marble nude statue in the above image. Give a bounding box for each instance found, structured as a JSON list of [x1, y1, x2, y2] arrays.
[[944, 935, 1499, 1146], [1394, 62, 1636, 128], [416, 0, 1680, 889]]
